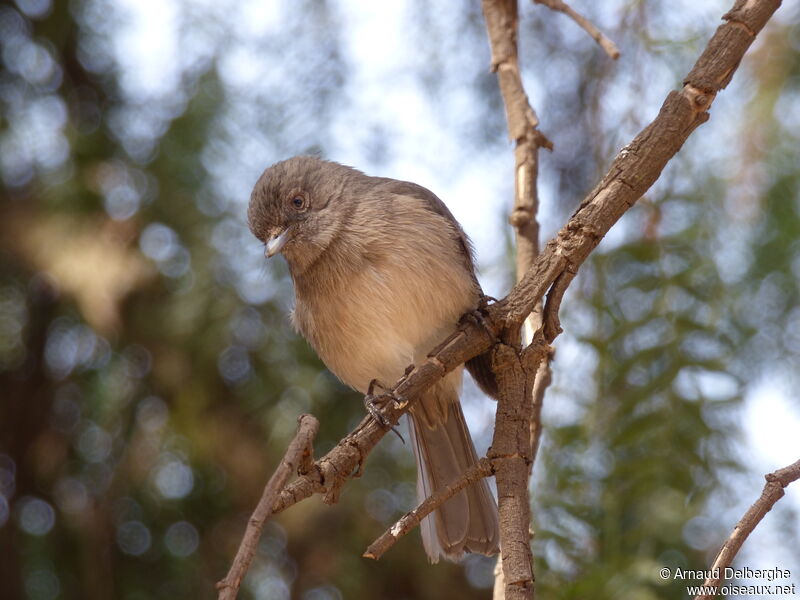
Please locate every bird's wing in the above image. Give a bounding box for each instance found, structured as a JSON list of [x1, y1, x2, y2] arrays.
[[372, 177, 478, 283]]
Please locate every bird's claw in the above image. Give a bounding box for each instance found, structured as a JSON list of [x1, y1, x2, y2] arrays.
[[460, 296, 499, 344], [480, 294, 499, 306], [364, 379, 405, 443]]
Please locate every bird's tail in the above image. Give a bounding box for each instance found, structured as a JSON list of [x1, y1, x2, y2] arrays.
[[408, 384, 500, 563]]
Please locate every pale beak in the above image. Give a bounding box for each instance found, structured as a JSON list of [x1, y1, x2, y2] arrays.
[[265, 228, 291, 258]]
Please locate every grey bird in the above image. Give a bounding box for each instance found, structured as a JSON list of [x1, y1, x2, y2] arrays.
[[248, 155, 500, 563]]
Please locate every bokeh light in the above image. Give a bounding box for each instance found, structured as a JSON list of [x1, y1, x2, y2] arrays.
[[24, 568, 60, 600], [0, 494, 9, 528], [248, 564, 291, 600], [53, 477, 89, 515], [304, 585, 344, 600], [116, 520, 152, 556], [76, 423, 113, 463], [153, 458, 194, 500], [17, 497, 55, 536], [163, 521, 199, 557]]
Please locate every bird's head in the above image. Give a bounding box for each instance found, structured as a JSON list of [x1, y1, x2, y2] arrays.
[[248, 156, 360, 274]]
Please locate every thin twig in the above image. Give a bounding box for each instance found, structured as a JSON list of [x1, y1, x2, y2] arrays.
[[533, 0, 620, 59], [483, 0, 552, 299], [217, 414, 319, 600], [363, 458, 494, 561], [693, 459, 800, 600], [541, 266, 576, 342]]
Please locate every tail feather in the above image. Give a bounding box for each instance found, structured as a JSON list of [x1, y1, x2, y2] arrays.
[[408, 389, 500, 563]]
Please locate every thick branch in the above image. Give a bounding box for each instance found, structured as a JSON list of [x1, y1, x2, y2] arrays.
[[363, 458, 494, 561], [693, 459, 800, 600], [216, 415, 319, 600], [488, 339, 549, 600], [533, 0, 620, 60]]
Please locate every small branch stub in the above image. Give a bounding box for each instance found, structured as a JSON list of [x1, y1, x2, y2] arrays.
[[533, 0, 621, 59]]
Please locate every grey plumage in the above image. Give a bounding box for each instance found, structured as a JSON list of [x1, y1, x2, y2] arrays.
[[248, 156, 500, 562]]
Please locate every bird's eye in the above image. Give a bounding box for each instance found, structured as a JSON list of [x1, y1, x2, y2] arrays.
[[291, 196, 307, 211]]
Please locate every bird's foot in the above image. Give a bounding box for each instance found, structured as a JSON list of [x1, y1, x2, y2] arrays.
[[364, 379, 405, 443], [460, 295, 499, 344]]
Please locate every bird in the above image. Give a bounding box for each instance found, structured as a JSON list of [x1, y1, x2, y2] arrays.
[[247, 155, 500, 563]]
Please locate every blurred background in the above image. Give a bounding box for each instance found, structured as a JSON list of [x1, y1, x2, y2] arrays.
[[1, 0, 799, 598]]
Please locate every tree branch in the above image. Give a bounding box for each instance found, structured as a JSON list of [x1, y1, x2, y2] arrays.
[[481, 0, 551, 326], [488, 338, 550, 600], [482, 0, 555, 595], [533, 0, 620, 60], [541, 266, 575, 342], [693, 459, 800, 600], [216, 414, 319, 600], [270, 319, 501, 514], [363, 458, 494, 561], [528, 349, 553, 467]]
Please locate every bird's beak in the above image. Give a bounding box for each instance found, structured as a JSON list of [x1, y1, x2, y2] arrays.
[[265, 228, 291, 258]]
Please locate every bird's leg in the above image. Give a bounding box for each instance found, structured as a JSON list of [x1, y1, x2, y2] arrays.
[[364, 379, 389, 425], [364, 379, 405, 443], [459, 294, 500, 344]]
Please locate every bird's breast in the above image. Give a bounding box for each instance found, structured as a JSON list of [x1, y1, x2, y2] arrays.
[[292, 251, 479, 394]]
